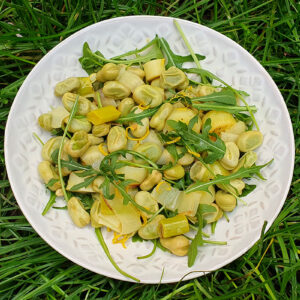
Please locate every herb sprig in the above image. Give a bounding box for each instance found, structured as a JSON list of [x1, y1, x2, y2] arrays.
[[165, 118, 226, 164], [57, 95, 80, 202], [79, 37, 163, 74], [186, 160, 273, 194]]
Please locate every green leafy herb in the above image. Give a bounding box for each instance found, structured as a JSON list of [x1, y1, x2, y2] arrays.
[[79, 42, 106, 74], [42, 191, 56, 216], [52, 151, 94, 173], [110, 180, 152, 214], [166, 118, 226, 164], [77, 194, 94, 210], [79, 37, 164, 74], [169, 94, 192, 106], [95, 228, 140, 282], [75, 169, 99, 177], [131, 233, 144, 243], [97, 150, 156, 214], [234, 113, 253, 129], [45, 178, 59, 188], [186, 160, 273, 194], [188, 204, 217, 267], [158, 37, 205, 69], [171, 172, 193, 190], [192, 102, 257, 113], [191, 89, 237, 105], [117, 93, 195, 125], [165, 144, 179, 163], [116, 106, 159, 125], [69, 175, 98, 191], [100, 177, 115, 200], [240, 184, 257, 197], [50, 128, 65, 137], [184, 67, 259, 130], [57, 95, 80, 202]]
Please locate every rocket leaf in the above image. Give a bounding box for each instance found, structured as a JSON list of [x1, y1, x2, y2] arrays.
[[158, 37, 205, 69], [79, 37, 164, 75], [191, 89, 237, 105], [116, 106, 159, 125], [166, 118, 226, 164], [188, 204, 217, 267], [185, 160, 273, 194]]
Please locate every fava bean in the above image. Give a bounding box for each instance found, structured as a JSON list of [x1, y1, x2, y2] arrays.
[[107, 126, 127, 153], [55, 77, 80, 97], [237, 130, 263, 152]]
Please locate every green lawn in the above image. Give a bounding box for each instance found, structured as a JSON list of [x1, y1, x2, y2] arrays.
[[1, 1, 299, 299]]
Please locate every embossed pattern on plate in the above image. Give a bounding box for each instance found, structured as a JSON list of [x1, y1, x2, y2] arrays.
[[5, 16, 294, 283]]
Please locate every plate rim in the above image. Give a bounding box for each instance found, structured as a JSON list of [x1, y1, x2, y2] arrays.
[[4, 15, 295, 283]]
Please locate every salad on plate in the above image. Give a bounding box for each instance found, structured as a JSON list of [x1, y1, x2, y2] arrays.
[[36, 20, 271, 282]]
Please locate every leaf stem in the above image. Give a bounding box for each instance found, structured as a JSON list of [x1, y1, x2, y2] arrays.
[[33, 132, 44, 146], [173, 20, 202, 70], [137, 240, 157, 259], [42, 191, 56, 216], [95, 228, 140, 282], [202, 240, 227, 245], [57, 95, 79, 202], [192, 103, 257, 113], [173, 19, 208, 84]]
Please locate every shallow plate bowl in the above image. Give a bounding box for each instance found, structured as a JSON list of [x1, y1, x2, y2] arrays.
[[5, 16, 295, 283]]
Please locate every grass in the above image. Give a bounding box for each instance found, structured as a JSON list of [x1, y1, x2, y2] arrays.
[[1, 0, 299, 299]]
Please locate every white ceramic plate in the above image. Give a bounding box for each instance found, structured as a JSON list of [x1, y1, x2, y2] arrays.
[[5, 16, 295, 283]]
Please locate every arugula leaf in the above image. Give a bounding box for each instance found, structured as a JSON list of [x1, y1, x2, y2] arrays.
[[188, 115, 199, 131], [132, 233, 144, 243], [116, 107, 159, 125], [188, 206, 204, 266], [117, 92, 196, 125], [171, 172, 193, 190], [158, 37, 205, 69], [101, 149, 159, 170], [167, 118, 226, 164], [45, 178, 59, 188], [169, 94, 192, 106], [192, 102, 257, 113], [100, 177, 115, 200], [75, 169, 99, 177], [77, 194, 94, 210], [79, 42, 106, 74], [188, 204, 218, 267], [240, 184, 257, 197], [69, 175, 98, 191], [111, 181, 153, 214], [191, 89, 236, 105], [52, 150, 93, 172], [112, 36, 163, 61], [186, 160, 273, 194], [234, 113, 253, 129], [79, 38, 164, 75], [165, 144, 179, 163], [42, 191, 56, 216], [61, 158, 93, 172], [184, 67, 260, 130]]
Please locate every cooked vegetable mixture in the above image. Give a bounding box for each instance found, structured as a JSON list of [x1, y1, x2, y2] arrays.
[[37, 21, 271, 281]]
